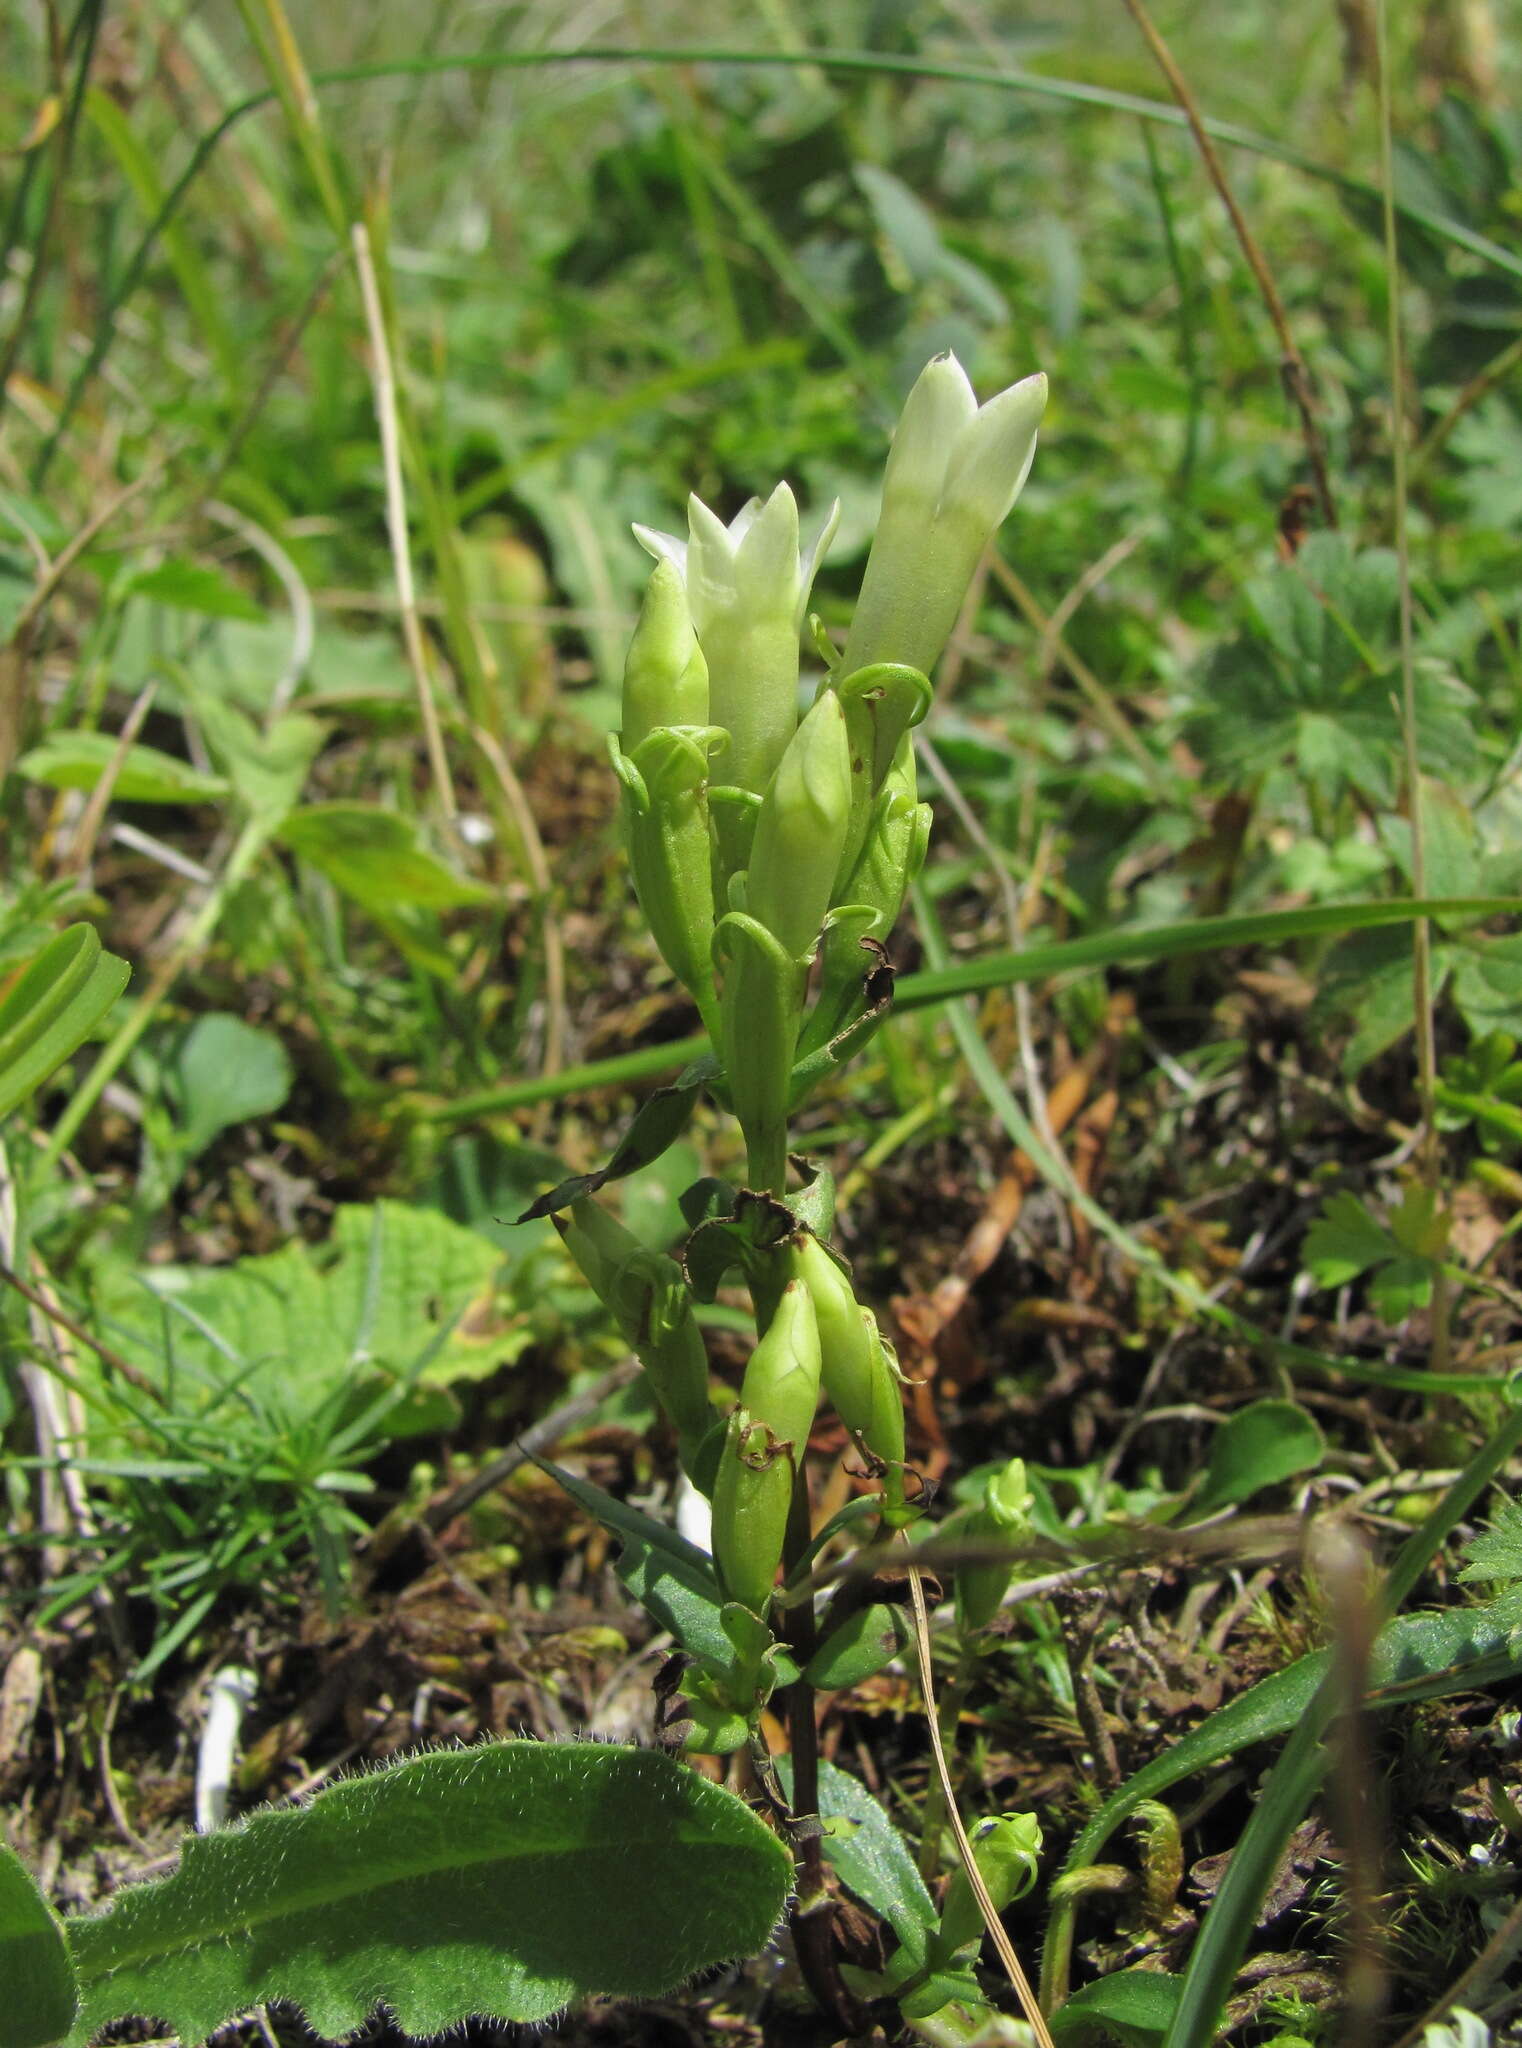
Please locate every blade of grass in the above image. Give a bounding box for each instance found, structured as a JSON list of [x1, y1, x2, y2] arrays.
[[0, 0, 104, 417], [84, 87, 239, 390], [350, 214, 458, 825], [413, 896, 1521, 1121], [1121, 0, 1336, 527], [1376, 0, 1448, 1388]]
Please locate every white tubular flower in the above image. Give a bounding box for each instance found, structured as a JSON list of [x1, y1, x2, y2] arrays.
[[841, 354, 1047, 680], [635, 483, 839, 801]]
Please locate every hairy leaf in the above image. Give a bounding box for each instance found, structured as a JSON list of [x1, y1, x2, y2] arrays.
[[0, 1842, 78, 2048], [65, 1742, 792, 2042]]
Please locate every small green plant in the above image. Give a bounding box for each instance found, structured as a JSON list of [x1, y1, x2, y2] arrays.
[[534, 350, 1051, 2035]]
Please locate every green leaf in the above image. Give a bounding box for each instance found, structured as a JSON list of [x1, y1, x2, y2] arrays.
[[1193, 1400, 1324, 1516], [0, 924, 131, 1119], [778, 1756, 936, 1967], [855, 163, 946, 285], [127, 559, 264, 621], [278, 803, 494, 913], [1053, 1970, 1183, 2046], [536, 1457, 733, 1666], [1302, 1190, 1398, 1288], [65, 1741, 792, 2041], [1458, 1498, 1522, 1585], [0, 1841, 78, 2048], [1368, 1254, 1435, 1324], [162, 1014, 294, 1158], [15, 732, 229, 805], [1451, 932, 1522, 1039], [800, 1603, 908, 1689], [189, 696, 323, 830], [517, 1060, 716, 1222]]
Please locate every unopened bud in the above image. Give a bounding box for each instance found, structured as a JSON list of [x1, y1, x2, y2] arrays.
[[620, 560, 708, 751], [745, 690, 852, 960], [710, 1280, 822, 1612], [843, 354, 1046, 679]]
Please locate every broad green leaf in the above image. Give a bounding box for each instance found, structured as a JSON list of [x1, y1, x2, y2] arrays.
[[855, 163, 946, 284], [162, 1014, 294, 1158], [16, 733, 229, 805], [277, 803, 492, 974], [0, 1842, 78, 2048], [1053, 1970, 1183, 2046], [0, 924, 130, 1119], [778, 1756, 936, 1966], [800, 1603, 908, 1689], [1368, 1253, 1435, 1324], [190, 696, 323, 829], [126, 559, 264, 622], [65, 1741, 792, 2041], [1193, 1400, 1323, 1516], [93, 1202, 515, 1437], [1451, 932, 1522, 1039], [537, 1457, 732, 1666]]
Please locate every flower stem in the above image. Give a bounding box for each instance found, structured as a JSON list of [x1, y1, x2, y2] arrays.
[[777, 1470, 865, 2035]]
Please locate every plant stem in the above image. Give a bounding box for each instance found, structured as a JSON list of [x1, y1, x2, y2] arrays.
[[777, 1470, 865, 2036]]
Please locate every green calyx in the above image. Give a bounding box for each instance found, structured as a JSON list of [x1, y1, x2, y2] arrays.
[[948, 1457, 1033, 1637], [710, 1279, 822, 1613], [620, 558, 709, 752], [714, 910, 804, 1194], [933, 1811, 1043, 1961], [744, 689, 853, 962], [792, 1233, 905, 1475], [830, 662, 932, 887], [800, 744, 931, 1057], [613, 726, 727, 1042]]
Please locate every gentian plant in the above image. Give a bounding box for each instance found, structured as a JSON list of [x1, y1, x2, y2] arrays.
[[533, 353, 1048, 2032]]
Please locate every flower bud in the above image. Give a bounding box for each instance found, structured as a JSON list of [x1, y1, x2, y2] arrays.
[[739, 1275, 823, 1449], [616, 727, 722, 1039], [842, 354, 1046, 680], [710, 1280, 822, 1613], [715, 910, 801, 1195], [745, 689, 852, 961], [935, 1812, 1042, 1958], [793, 1234, 905, 1473], [949, 1456, 1033, 1638], [634, 484, 839, 806], [620, 559, 708, 751]]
